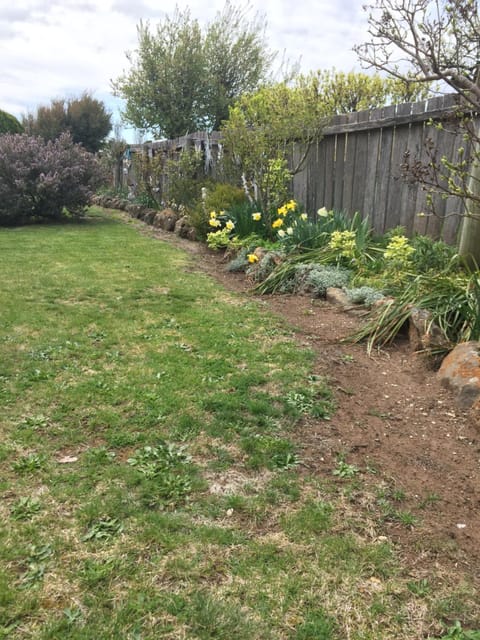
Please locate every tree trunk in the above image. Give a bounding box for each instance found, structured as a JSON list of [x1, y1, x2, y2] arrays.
[[458, 124, 480, 268]]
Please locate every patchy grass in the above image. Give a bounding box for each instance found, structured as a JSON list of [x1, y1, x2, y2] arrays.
[[0, 208, 478, 639]]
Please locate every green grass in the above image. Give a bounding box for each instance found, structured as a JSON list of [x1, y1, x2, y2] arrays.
[[0, 208, 478, 639]]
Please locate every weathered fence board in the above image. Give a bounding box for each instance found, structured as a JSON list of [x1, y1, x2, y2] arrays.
[[288, 94, 474, 241]]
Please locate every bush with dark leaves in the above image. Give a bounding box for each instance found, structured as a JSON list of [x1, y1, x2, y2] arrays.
[[0, 132, 104, 225]]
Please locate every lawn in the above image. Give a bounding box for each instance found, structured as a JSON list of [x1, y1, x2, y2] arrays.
[[0, 208, 477, 639]]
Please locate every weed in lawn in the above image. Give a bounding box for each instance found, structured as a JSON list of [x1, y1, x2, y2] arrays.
[[333, 459, 359, 478], [18, 414, 49, 430], [21, 544, 54, 588], [82, 517, 124, 542], [241, 434, 298, 470], [440, 621, 480, 639], [407, 578, 431, 597], [12, 453, 47, 474], [10, 496, 42, 520]]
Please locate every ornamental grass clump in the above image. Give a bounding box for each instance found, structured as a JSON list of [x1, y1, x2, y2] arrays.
[[351, 268, 480, 355]]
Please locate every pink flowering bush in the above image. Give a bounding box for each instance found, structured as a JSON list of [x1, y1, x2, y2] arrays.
[[0, 132, 104, 225]]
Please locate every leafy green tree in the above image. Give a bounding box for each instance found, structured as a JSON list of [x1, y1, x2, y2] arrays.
[[354, 0, 480, 263], [66, 93, 112, 152], [0, 109, 23, 134], [22, 93, 112, 152], [310, 70, 430, 114], [112, 2, 274, 138], [222, 79, 329, 212]]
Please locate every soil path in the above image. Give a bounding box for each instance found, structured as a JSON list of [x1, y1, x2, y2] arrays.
[[134, 217, 480, 585]]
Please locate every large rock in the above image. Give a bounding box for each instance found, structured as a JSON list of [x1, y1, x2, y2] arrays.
[[126, 203, 145, 218], [438, 341, 480, 410], [174, 215, 195, 239], [143, 209, 157, 225], [408, 307, 450, 352], [152, 208, 179, 231]]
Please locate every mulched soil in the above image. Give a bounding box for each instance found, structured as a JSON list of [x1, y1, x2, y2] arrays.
[[132, 216, 480, 587]]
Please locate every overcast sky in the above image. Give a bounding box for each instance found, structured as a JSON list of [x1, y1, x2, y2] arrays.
[[0, 0, 369, 141]]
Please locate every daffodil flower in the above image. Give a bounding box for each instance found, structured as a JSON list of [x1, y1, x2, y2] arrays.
[[225, 220, 235, 231], [300, 213, 308, 221], [247, 253, 259, 263], [317, 207, 329, 217], [272, 218, 283, 228], [286, 227, 293, 235], [278, 229, 286, 238], [252, 212, 262, 221], [209, 218, 221, 227]]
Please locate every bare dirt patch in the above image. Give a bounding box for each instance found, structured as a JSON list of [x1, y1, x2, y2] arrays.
[[134, 217, 480, 587]]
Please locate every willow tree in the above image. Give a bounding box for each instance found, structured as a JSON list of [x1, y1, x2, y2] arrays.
[[354, 0, 480, 263]]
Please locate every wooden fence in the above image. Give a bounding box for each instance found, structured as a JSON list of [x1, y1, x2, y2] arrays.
[[291, 94, 469, 244], [129, 94, 472, 243]]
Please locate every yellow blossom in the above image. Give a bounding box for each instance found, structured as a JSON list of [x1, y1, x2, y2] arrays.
[[277, 205, 288, 216], [252, 212, 262, 221], [300, 213, 308, 221], [209, 218, 221, 227], [225, 220, 235, 231], [384, 235, 414, 262], [247, 253, 259, 263], [329, 230, 356, 258], [286, 199, 296, 211], [209, 210, 217, 218], [272, 218, 284, 228]]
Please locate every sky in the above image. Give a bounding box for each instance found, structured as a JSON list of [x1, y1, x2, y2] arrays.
[[0, 0, 369, 142]]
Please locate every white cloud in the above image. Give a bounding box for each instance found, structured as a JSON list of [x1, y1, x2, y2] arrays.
[[0, 0, 370, 137]]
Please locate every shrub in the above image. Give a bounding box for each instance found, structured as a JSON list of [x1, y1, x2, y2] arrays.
[[0, 133, 104, 225], [188, 182, 247, 239]]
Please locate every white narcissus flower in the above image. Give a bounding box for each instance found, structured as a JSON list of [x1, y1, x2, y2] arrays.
[[278, 229, 286, 238]]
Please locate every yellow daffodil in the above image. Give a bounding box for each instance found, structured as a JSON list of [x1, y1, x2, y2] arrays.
[[277, 205, 288, 216], [209, 218, 221, 227], [225, 220, 235, 231], [286, 199, 296, 211], [209, 210, 217, 218], [247, 253, 259, 263], [272, 218, 283, 228], [252, 212, 262, 221]]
